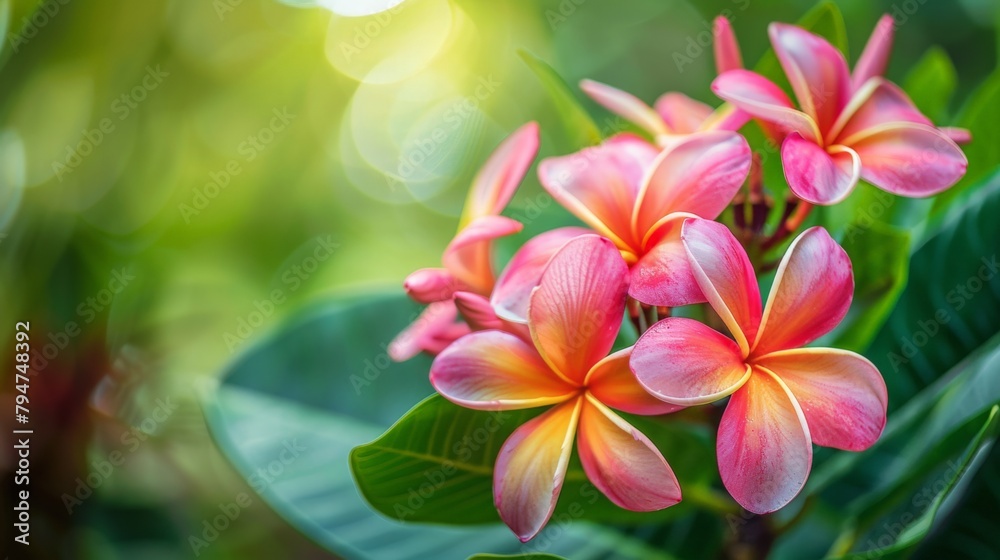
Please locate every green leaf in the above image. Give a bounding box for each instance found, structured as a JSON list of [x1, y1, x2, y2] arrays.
[[518, 49, 602, 149], [902, 47, 958, 122], [832, 221, 910, 352], [351, 395, 719, 526]]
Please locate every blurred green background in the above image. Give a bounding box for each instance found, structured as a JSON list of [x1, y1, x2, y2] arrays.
[[1, 0, 998, 558]]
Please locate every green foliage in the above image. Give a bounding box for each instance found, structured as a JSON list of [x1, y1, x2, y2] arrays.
[[518, 50, 603, 150], [902, 48, 958, 123]]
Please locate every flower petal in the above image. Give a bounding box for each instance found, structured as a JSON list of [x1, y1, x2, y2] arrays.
[[430, 330, 576, 410], [680, 218, 761, 354], [713, 16, 743, 73], [712, 69, 821, 142], [403, 268, 456, 303], [941, 126, 971, 145], [444, 215, 523, 295], [851, 123, 968, 198], [769, 22, 851, 135], [388, 301, 469, 361], [851, 15, 895, 91], [630, 214, 704, 307], [832, 79, 930, 145], [654, 93, 714, 135], [529, 235, 630, 384], [698, 103, 751, 133], [538, 134, 658, 249], [586, 348, 684, 415], [491, 227, 591, 323], [633, 131, 750, 239], [495, 398, 581, 542], [718, 369, 812, 514], [460, 122, 539, 227], [781, 133, 860, 205], [753, 227, 853, 356], [577, 395, 682, 511], [754, 349, 887, 451], [581, 79, 669, 137], [632, 317, 751, 406]]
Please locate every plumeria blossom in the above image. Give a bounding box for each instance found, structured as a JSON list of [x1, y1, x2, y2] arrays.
[[528, 131, 750, 314], [631, 218, 888, 513], [431, 235, 682, 541], [712, 17, 968, 205], [389, 123, 539, 361], [580, 17, 748, 146]]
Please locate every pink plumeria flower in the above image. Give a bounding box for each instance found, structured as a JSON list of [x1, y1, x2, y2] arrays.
[[431, 235, 682, 542], [389, 123, 539, 361], [630, 218, 888, 513], [533, 131, 750, 313], [580, 17, 749, 146], [712, 17, 968, 205]]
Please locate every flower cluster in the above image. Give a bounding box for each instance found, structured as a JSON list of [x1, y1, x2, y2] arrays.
[[390, 14, 968, 541]]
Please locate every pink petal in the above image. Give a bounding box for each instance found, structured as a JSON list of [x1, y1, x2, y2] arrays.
[[654, 93, 714, 135], [461, 122, 539, 227], [443, 215, 523, 296], [851, 123, 968, 198], [577, 395, 682, 510], [752, 227, 853, 356], [698, 103, 751, 133], [632, 131, 750, 239], [585, 348, 684, 415], [629, 213, 704, 307], [768, 23, 851, 135], [680, 218, 761, 354], [713, 16, 743, 73], [403, 268, 455, 303], [495, 398, 581, 542], [754, 349, 887, 451], [941, 127, 971, 145], [538, 134, 659, 249], [781, 133, 861, 205], [491, 227, 591, 323], [430, 330, 577, 410], [712, 69, 821, 142], [581, 79, 669, 137], [388, 301, 469, 361], [851, 15, 895, 92], [631, 317, 751, 406], [529, 235, 630, 384], [832, 79, 930, 145], [454, 291, 531, 340], [718, 369, 812, 514]]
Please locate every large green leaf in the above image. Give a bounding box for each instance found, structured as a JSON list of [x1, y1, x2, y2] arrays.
[[351, 394, 719, 526], [518, 50, 602, 149]]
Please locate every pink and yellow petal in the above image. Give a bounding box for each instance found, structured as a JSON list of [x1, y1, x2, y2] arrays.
[[444, 215, 523, 295], [753, 227, 853, 356], [832, 79, 930, 145], [717, 369, 812, 514], [781, 133, 860, 205], [586, 348, 684, 416], [430, 330, 576, 410], [654, 93, 714, 135], [754, 349, 887, 451], [577, 395, 682, 511], [460, 122, 539, 228], [631, 317, 751, 406], [632, 132, 751, 239], [851, 123, 967, 198], [581, 79, 669, 137], [491, 227, 591, 323], [851, 15, 895, 91], [712, 69, 821, 142], [630, 214, 704, 307], [494, 398, 582, 542], [529, 235, 630, 384], [681, 218, 761, 354]]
